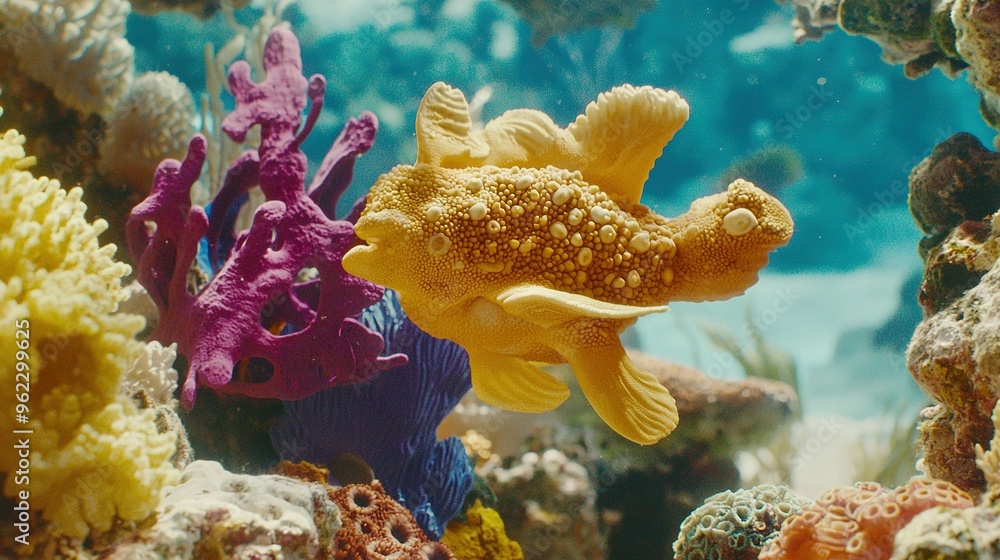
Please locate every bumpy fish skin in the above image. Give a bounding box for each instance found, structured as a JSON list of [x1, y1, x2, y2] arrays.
[[344, 82, 793, 445]]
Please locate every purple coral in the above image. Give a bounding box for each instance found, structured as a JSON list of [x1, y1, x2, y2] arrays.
[[270, 290, 474, 540], [127, 27, 404, 410]]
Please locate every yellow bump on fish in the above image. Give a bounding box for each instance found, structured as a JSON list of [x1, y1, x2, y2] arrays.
[[344, 82, 794, 445]]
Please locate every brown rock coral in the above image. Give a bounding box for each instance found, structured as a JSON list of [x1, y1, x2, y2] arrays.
[[758, 477, 973, 560], [331, 482, 456, 559], [905, 132, 1000, 495]]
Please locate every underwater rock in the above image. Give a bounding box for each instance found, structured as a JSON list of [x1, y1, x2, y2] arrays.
[[0, 124, 179, 543], [758, 477, 974, 560], [127, 28, 404, 409], [344, 81, 794, 445], [441, 499, 525, 560], [497, 0, 657, 47], [908, 215, 1000, 493], [909, 132, 1000, 242], [953, 0, 1000, 142], [270, 290, 474, 540], [673, 484, 812, 560], [331, 481, 456, 559], [99, 71, 197, 196], [480, 449, 603, 560], [106, 460, 342, 559]]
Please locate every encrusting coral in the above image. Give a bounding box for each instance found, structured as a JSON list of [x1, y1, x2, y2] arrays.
[[757, 477, 974, 560], [0, 120, 178, 542], [99, 71, 198, 194], [127, 27, 405, 409], [270, 290, 474, 540], [331, 482, 456, 559], [441, 499, 524, 560], [105, 460, 343, 559], [343, 82, 794, 445], [673, 484, 812, 560]]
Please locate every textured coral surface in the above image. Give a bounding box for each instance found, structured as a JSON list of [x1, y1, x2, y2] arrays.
[[331, 482, 455, 559], [441, 499, 524, 560], [674, 484, 812, 560], [127, 28, 403, 409], [0, 126, 177, 540], [759, 477, 973, 560], [107, 460, 342, 559]]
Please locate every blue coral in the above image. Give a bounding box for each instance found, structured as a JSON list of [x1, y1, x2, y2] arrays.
[[270, 290, 474, 539]]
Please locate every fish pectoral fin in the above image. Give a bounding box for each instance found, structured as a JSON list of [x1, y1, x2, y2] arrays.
[[469, 351, 569, 413], [497, 284, 667, 328], [565, 340, 678, 445], [415, 82, 490, 166]]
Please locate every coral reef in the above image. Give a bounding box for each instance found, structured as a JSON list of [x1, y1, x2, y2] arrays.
[[889, 401, 1000, 559], [129, 0, 251, 19], [0, 125, 178, 541], [673, 484, 812, 560], [906, 134, 1000, 494], [758, 477, 974, 559], [126, 28, 404, 409], [441, 500, 525, 560], [479, 449, 603, 560], [106, 460, 342, 559], [343, 81, 794, 445], [497, 0, 657, 47], [270, 291, 474, 540], [99, 71, 197, 194], [0, 0, 134, 116], [331, 482, 456, 559]]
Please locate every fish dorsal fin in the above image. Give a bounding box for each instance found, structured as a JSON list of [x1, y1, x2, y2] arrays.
[[476, 108, 560, 166], [565, 85, 690, 204], [415, 82, 490, 167], [497, 284, 667, 328]]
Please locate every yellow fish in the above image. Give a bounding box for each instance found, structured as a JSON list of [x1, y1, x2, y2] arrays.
[[343, 83, 793, 444]]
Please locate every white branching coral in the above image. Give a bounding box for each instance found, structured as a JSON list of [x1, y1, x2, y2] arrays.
[[122, 340, 179, 404], [0, 0, 134, 116]]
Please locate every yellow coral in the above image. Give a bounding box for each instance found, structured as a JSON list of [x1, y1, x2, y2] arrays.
[[343, 83, 793, 445], [441, 500, 524, 560], [0, 127, 178, 539]]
